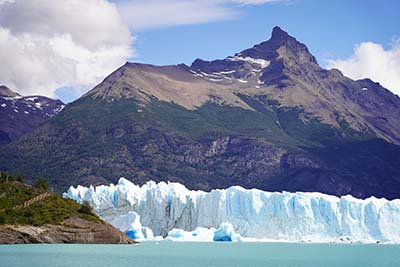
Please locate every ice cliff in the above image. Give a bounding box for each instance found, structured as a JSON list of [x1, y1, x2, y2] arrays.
[[64, 178, 400, 243]]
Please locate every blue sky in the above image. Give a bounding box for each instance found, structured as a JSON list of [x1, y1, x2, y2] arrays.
[[133, 0, 399, 66], [0, 0, 399, 102]]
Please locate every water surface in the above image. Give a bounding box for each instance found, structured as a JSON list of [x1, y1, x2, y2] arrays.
[[1, 242, 399, 267]]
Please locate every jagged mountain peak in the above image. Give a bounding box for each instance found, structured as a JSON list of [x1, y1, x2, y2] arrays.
[[271, 26, 289, 40], [238, 26, 318, 65], [191, 26, 318, 76]]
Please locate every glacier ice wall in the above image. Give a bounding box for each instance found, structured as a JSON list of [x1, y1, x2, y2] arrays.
[[64, 178, 400, 243]]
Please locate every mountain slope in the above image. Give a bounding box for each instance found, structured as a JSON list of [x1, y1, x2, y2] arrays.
[[0, 175, 134, 244], [0, 86, 65, 145], [0, 27, 399, 199], [191, 27, 400, 144]]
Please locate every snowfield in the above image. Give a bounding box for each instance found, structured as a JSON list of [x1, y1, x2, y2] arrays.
[[64, 178, 400, 243]]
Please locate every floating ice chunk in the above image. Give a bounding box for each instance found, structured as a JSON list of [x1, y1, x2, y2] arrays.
[[167, 229, 193, 241], [1, 103, 6, 107], [111, 211, 145, 240], [166, 227, 215, 242], [237, 79, 248, 83], [362, 87, 369, 91], [213, 222, 241, 242]]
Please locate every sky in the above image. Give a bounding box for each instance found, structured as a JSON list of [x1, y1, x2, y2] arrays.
[[0, 0, 399, 103]]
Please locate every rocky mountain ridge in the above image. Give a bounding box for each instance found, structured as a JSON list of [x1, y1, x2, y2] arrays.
[[0, 86, 65, 145], [86, 26, 400, 144], [0, 26, 399, 199], [191, 26, 400, 143]]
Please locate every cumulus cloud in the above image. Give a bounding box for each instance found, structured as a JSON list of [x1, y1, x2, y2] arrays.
[[327, 39, 400, 96], [0, 0, 285, 99], [117, 0, 286, 30], [0, 0, 133, 98]]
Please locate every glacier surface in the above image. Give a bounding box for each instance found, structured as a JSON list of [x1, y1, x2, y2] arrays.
[[64, 178, 400, 243]]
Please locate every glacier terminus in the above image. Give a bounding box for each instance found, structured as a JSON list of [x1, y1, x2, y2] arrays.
[[64, 178, 400, 243]]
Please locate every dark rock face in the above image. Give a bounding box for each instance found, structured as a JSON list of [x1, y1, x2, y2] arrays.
[[0, 27, 400, 200], [191, 26, 317, 78], [240, 26, 318, 64], [0, 86, 65, 145], [0, 217, 135, 244]]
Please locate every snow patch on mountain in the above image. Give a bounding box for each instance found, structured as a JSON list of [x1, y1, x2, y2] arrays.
[[227, 56, 270, 69]]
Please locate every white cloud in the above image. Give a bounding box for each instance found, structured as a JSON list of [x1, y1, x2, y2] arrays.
[[0, 0, 133, 98], [0, 0, 285, 99], [216, 0, 285, 4], [117, 1, 237, 30], [327, 39, 400, 96], [117, 0, 285, 30]]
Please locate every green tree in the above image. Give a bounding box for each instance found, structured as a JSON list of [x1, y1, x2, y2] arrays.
[[78, 201, 93, 215], [16, 175, 23, 182], [6, 174, 13, 182], [34, 177, 49, 191], [0, 213, 5, 224]]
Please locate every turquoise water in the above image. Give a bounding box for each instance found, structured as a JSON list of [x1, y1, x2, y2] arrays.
[[1, 242, 399, 267]]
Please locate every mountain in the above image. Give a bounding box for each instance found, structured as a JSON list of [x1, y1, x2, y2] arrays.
[[0, 86, 65, 145], [0, 26, 400, 199]]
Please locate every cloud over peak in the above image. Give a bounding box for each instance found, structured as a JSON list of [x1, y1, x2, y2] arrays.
[[327, 39, 400, 96]]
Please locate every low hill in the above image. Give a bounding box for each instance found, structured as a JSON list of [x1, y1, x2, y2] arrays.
[[0, 174, 134, 244]]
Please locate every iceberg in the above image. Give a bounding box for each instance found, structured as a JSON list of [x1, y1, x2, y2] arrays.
[[64, 178, 400, 243], [110, 211, 148, 240], [166, 227, 214, 242], [213, 222, 241, 242], [165, 223, 241, 242]]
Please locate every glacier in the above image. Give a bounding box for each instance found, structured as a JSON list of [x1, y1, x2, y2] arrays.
[[64, 178, 400, 243]]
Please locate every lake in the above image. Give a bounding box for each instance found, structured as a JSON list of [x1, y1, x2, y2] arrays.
[[1, 242, 399, 267]]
